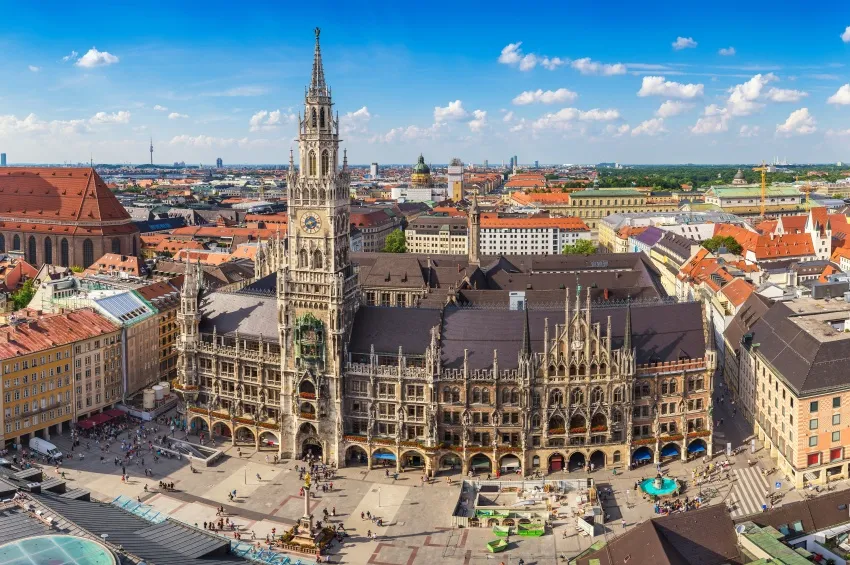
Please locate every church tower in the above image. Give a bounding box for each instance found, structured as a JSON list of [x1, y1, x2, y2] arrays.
[[278, 28, 358, 464]]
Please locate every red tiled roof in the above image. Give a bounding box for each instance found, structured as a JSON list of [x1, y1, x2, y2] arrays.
[[170, 226, 274, 240], [0, 167, 131, 223], [156, 239, 205, 253], [84, 253, 142, 276], [511, 192, 572, 205], [779, 215, 807, 234], [720, 278, 754, 308], [350, 210, 392, 228], [136, 280, 178, 301], [0, 308, 119, 360], [819, 264, 840, 283]]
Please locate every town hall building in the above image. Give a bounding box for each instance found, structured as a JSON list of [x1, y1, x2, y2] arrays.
[[175, 29, 715, 477]]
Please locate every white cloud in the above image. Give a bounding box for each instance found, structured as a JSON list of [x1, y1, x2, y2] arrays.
[[519, 54, 538, 71], [498, 42, 561, 71], [170, 134, 253, 148], [765, 87, 808, 102], [61, 50, 78, 62], [468, 110, 487, 132], [89, 111, 131, 124], [153, 105, 168, 112], [541, 57, 566, 70], [248, 109, 297, 132], [776, 107, 816, 135], [606, 124, 631, 137], [512, 88, 578, 105], [718, 47, 736, 56], [503, 111, 514, 122], [498, 42, 523, 65], [509, 119, 528, 133], [828, 84, 850, 105], [434, 100, 468, 123], [726, 73, 777, 116], [341, 106, 372, 135], [656, 100, 693, 118], [672, 37, 697, 50], [631, 118, 667, 136], [168, 112, 189, 120], [75, 48, 119, 68], [690, 105, 729, 134], [28, 65, 40, 73], [842, 26, 850, 43], [570, 57, 626, 76], [638, 76, 704, 99], [379, 123, 443, 143], [739, 125, 760, 137], [827, 127, 850, 136], [532, 107, 620, 130]]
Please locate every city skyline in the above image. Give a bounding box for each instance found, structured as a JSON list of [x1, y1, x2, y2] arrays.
[[4, 1, 850, 165]]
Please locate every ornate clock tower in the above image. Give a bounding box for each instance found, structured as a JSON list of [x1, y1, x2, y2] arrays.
[[278, 28, 359, 464]]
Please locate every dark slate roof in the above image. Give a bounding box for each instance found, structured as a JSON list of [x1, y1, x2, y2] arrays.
[[750, 301, 850, 394], [735, 489, 850, 534], [656, 231, 697, 263], [199, 291, 277, 336], [0, 506, 52, 544], [34, 493, 245, 565], [633, 225, 665, 247], [240, 272, 277, 294], [723, 293, 772, 354], [578, 504, 743, 565], [350, 306, 441, 355], [440, 301, 705, 370]]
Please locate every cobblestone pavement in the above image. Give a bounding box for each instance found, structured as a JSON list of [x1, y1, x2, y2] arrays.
[[35, 391, 844, 564]]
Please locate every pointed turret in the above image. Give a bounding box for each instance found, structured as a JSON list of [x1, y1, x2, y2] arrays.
[[623, 296, 632, 353], [468, 191, 480, 266], [310, 27, 327, 96], [521, 305, 531, 358]]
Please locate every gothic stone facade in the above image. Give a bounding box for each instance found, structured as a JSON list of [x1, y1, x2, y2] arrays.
[[175, 30, 716, 475]]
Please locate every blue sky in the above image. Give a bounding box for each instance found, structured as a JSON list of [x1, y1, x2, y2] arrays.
[[4, 0, 850, 165]]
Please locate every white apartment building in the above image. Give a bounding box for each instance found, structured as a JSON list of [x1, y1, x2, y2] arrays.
[[479, 217, 590, 256], [406, 216, 468, 255]]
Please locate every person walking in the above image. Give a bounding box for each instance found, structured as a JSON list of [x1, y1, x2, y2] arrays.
[[621, 519, 627, 529]]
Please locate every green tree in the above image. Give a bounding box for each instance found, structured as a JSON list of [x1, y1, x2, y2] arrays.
[[70, 265, 84, 273], [562, 239, 596, 255], [383, 229, 407, 253], [702, 235, 743, 255], [10, 279, 36, 310]]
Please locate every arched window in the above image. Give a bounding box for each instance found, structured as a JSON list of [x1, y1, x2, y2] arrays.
[[569, 365, 577, 377], [111, 238, 121, 254], [482, 388, 490, 404], [549, 390, 563, 406], [12, 235, 20, 251], [311, 109, 317, 128], [661, 381, 669, 395], [613, 386, 623, 403], [613, 451, 621, 463], [510, 389, 519, 405], [0, 234, 5, 252], [313, 250, 323, 269], [472, 387, 481, 404], [82, 239, 94, 268], [641, 383, 651, 398], [44, 238, 52, 265], [299, 249, 308, 268], [502, 389, 510, 404], [571, 388, 584, 405], [60, 238, 69, 267], [531, 414, 541, 428], [591, 387, 604, 404], [311, 188, 318, 202], [27, 236, 36, 265], [308, 151, 317, 176], [442, 387, 452, 403], [612, 409, 622, 423], [321, 150, 329, 176], [532, 391, 541, 407], [669, 380, 677, 394], [319, 108, 325, 129], [599, 363, 607, 374], [451, 387, 460, 403]]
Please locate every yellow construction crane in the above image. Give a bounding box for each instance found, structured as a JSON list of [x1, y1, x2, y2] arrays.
[[753, 161, 768, 217]]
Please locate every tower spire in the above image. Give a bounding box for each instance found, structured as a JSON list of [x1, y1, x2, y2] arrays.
[[310, 27, 327, 96], [521, 305, 531, 358], [623, 296, 632, 353]]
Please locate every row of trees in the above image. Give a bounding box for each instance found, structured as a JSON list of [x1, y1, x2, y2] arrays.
[[381, 229, 598, 256]]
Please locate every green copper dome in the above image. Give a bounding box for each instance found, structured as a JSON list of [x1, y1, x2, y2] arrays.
[[413, 154, 430, 174]]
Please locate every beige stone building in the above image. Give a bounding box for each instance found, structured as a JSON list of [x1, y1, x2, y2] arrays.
[[405, 216, 468, 255], [73, 325, 123, 420]]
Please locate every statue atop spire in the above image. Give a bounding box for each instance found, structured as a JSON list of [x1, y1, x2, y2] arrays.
[[310, 27, 327, 96]]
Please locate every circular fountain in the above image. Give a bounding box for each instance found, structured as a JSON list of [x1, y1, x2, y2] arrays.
[[640, 473, 680, 498]]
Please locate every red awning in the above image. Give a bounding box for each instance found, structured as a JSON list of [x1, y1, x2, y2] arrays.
[[89, 413, 112, 426], [104, 409, 125, 418], [75, 419, 95, 430]]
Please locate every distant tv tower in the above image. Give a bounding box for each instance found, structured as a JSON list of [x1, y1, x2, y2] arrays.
[[149, 137, 154, 165]]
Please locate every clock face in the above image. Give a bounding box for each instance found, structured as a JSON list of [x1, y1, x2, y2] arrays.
[[302, 213, 321, 234]]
